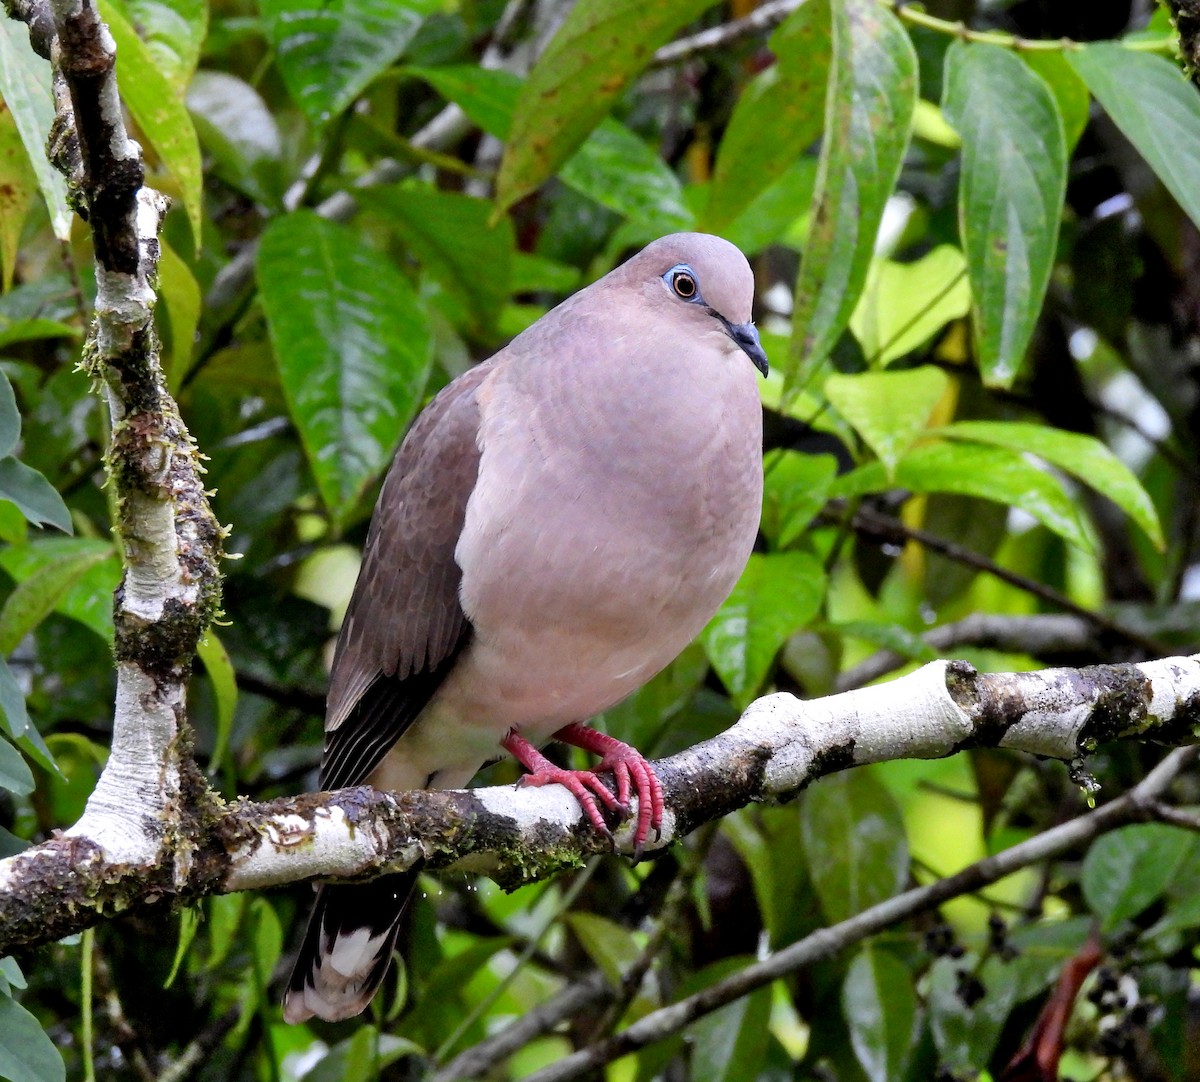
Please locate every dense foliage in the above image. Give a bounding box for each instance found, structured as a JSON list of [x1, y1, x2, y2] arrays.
[[3, 0, 1200, 1079]]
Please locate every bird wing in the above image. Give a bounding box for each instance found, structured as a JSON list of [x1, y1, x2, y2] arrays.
[[319, 363, 490, 792]]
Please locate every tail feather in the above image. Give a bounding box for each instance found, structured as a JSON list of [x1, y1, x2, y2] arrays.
[[283, 871, 417, 1023]]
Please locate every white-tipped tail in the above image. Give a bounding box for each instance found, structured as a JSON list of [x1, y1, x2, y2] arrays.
[[283, 873, 415, 1023]]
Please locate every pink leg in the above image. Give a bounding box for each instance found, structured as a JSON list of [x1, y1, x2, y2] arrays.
[[502, 730, 620, 839], [502, 724, 664, 852]]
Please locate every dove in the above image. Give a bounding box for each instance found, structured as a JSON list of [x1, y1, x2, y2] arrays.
[[284, 232, 767, 1023]]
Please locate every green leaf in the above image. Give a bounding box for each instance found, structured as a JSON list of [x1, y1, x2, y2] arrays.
[[942, 43, 1066, 387], [722, 158, 819, 257], [404, 935, 513, 1045], [258, 211, 433, 527], [842, 946, 917, 1082], [0, 655, 30, 748], [0, 996, 64, 1082], [0, 546, 110, 654], [0, 369, 21, 459], [495, 0, 720, 212], [360, 185, 515, 333], [801, 770, 908, 923], [723, 808, 820, 948], [164, 907, 201, 989], [261, 0, 439, 126], [407, 64, 518, 140], [1069, 44, 1200, 234], [107, 0, 207, 92], [0, 506, 26, 546], [0, 652, 55, 778], [1003, 917, 1093, 1001], [602, 643, 709, 752], [0, 735, 33, 796], [1082, 824, 1196, 931], [702, 551, 826, 707], [99, 0, 203, 250], [785, 0, 917, 396], [849, 245, 970, 367], [305, 1027, 377, 1082], [304, 1027, 423, 1082], [0, 538, 120, 642], [703, 1, 831, 229], [762, 451, 838, 550], [911, 99, 960, 148], [197, 632, 237, 776], [0, 956, 26, 992], [1022, 50, 1089, 151], [204, 894, 246, 972], [928, 953, 1016, 1071], [0, 21, 71, 240], [0, 458, 71, 533], [0, 956, 23, 988], [825, 366, 949, 476], [831, 620, 937, 663], [510, 252, 582, 294], [940, 420, 1164, 550], [832, 441, 1090, 551], [560, 119, 692, 230], [412, 66, 689, 229], [0, 319, 79, 350], [187, 71, 284, 208], [159, 239, 201, 390], [0, 98, 37, 292], [229, 897, 283, 1043], [562, 912, 640, 990], [684, 958, 772, 1082]]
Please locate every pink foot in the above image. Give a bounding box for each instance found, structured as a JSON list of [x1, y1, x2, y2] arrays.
[[501, 724, 664, 853]]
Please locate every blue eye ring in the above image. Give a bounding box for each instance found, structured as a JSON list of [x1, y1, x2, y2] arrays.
[[663, 264, 701, 302]]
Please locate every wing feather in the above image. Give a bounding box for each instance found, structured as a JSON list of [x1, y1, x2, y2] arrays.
[[320, 363, 489, 791]]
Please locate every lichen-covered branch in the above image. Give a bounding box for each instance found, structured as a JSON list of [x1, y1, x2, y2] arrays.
[[3, 655, 1199, 954], [2, 1, 223, 866], [1162, 0, 1200, 87]]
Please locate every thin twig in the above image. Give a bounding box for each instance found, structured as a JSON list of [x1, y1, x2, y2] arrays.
[[840, 504, 1171, 658], [90, 939, 156, 1082], [157, 1009, 239, 1082], [652, 0, 799, 65], [837, 612, 1098, 691], [432, 974, 611, 1082], [432, 860, 600, 1064], [1146, 801, 1200, 833], [888, 2, 1173, 54]]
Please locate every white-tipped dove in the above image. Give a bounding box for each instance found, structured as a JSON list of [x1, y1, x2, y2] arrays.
[[283, 232, 767, 1023]]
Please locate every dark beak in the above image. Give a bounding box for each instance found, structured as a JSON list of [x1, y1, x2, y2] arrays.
[[721, 318, 769, 377]]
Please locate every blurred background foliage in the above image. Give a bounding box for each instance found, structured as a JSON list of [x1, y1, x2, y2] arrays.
[[3, 0, 1200, 1078]]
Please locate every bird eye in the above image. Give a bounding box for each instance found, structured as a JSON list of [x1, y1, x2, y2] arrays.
[[671, 270, 697, 299]]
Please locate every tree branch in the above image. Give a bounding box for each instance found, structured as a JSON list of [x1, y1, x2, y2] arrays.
[[2, 0, 223, 873], [4, 655, 1200, 953]]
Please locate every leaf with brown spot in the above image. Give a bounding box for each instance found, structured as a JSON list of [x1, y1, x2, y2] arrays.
[[0, 100, 36, 291], [495, 0, 721, 212], [784, 0, 917, 399], [703, 1, 832, 230]]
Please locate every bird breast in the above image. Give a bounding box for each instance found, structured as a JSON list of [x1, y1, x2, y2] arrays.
[[449, 329, 763, 734]]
